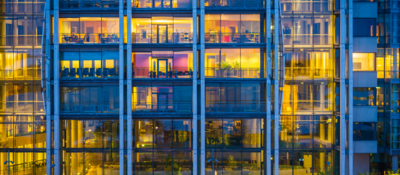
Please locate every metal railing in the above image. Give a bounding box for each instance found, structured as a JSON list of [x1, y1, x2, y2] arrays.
[[59, 33, 119, 44], [205, 102, 266, 112], [204, 0, 265, 8], [205, 33, 263, 44], [61, 102, 120, 113], [133, 102, 192, 113], [60, 67, 118, 79], [205, 68, 262, 78], [132, 33, 193, 44], [133, 67, 193, 78], [60, 0, 118, 9]]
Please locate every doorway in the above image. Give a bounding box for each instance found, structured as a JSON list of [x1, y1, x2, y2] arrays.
[[152, 24, 168, 43]]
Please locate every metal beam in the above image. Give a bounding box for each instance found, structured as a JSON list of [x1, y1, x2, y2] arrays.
[[119, 0, 125, 174], [192, 0, 198, 174], [340, 0, 347, 173]]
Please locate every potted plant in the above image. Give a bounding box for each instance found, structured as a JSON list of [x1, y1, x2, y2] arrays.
[[231, 61, 240, 77]]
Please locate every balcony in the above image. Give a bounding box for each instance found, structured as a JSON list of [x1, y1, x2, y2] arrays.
[[132, 0, 191, 9], [284, 68, 334, 81], [205, 102, 266, 112], [61, 101, 120, 113], [205, 68, 262, 78], [60, 67, 118, 79], [205, 0, 265, 9], [205, 33, 263, 44], [59, 33, 120, 44], [133, 67, 193, 79], [60, 0, 119, 9], [132, 102, 192, 113], [281, 0, 333, 13], [132, 33, 193, 44]]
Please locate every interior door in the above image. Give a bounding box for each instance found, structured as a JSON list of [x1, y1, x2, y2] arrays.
[[157, 59, 168, 78]]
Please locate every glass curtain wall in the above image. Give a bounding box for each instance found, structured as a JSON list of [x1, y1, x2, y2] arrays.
[[132, 16, 193, 44], [204, 118, 264, 175], [0, 16, 43, 48], [58, 16, 119, 44], [205, 14, 261, 43], [132, 50, 193, 79], [205, 48, 261, 78], [60, 86, 119, 113], [280, 0, 335, 173], [134, 119, 192, 175], [205, 83, 266, 112], [62, 119, 120, 175], [132, 83, 192, 113]]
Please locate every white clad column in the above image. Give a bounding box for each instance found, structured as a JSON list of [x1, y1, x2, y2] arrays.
[[127, 0, 133, 174], [266, 0, 272, 174], [192, 0, 198, 174], [200, 0, 206, 174], [273, 0, 280, 174], [45, 0, 52, 174], [53, 0, 60, 174], [119, 0, 125, 174], [340, 0, 347, 173], [349, 0, 353, 173]]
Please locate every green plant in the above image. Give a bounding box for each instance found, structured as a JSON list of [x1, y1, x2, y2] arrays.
[[232, 61, 240, 69], [227, 155, 237, 167], [220, 61, 232, 70]]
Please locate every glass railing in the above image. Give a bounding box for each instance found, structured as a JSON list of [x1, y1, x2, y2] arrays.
[[283, 34, 332, 46], [132, 0, 192, 8], [60, 67, 118, 79], [284, 68, 334, 80], [132, 33, 193, 44], [133, 67, 193, 78], [58, 33, 120, 44], [61, 101, 120, 113], [205, 68, 262, 78], [0, 35, 42, 47], [205, 102, 266, 112], [280, 1, 333, 13], [0, 2, 45, 14], [205, 0, 265, 9], [0, 68, 41, 80], [132, 102, 192, 113], [205, 33, 263, 44], [60, 0, 119, 9]]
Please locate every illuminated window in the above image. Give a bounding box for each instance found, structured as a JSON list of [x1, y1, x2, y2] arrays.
[[353, 53, 375, 71]]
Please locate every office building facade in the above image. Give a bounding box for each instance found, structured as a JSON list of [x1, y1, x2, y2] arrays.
[[0, 0, 397, 174]]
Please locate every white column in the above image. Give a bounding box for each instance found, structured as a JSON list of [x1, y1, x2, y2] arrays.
[[200, 0, 206, 174], [266, 0, 272, 174], [53, 0, 60, 174], [340, 0, 347, 173], [119, 0, 125, 174], [45, 0, 52, 173], [127, 0, 133, 174], [349, 0, 353, 173], [273, 0, 280, 174], [192, 0, 198, 174]]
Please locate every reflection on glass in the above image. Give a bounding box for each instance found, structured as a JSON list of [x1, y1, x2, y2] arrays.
[[132, 85, 192, 113]]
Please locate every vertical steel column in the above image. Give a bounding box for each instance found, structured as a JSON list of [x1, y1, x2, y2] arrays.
[[45, 0, 51, 174], [273, 0, 280, 174], [200, 0, 206, 174], [53, 0, 60, 174], [266, 0, 272, 174], [339, 0, 347, 173], [192, 0, 198, 174], [127, 0, 133, 174], [119, 0, 125, 174], [348, 0, 353, 173]]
